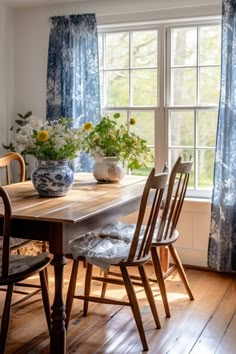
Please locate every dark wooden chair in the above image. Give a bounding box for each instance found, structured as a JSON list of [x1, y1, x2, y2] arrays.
[[0, 186, 51, 353], [150, 156, 194, 318], [65, 169, 168, 351], [0, 152, 48, 305]]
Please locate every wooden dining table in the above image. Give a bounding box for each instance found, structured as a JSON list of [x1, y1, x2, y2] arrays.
[[0, 173, 147, 354]]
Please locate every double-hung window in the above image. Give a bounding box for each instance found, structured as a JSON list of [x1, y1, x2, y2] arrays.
[[98, 18, 221, 197]]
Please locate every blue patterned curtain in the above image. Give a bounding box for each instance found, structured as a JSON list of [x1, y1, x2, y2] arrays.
[[208, 0, 236, 271], [46, 14, 100, 171]]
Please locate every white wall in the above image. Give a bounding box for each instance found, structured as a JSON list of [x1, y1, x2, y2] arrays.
[[0, 4, 14, 155]]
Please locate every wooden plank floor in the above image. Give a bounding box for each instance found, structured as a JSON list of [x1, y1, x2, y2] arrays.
[[1, 259, 236, 354]]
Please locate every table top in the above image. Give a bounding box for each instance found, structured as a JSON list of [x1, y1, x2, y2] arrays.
[[0, 173, 146, 225]]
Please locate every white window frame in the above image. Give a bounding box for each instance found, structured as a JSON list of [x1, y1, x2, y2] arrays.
[[98, 16, 221, 199]]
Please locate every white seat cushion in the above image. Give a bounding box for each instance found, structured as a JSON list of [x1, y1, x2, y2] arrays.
[[0, 252, 49, 277], [70, 231, 131, 270], [70, 221, 148, 270]]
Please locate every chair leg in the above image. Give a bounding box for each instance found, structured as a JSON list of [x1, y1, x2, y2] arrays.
[[65, 259, 80, 329], [83, 263, 93, 316], [151, 247, 171, 318], [160, 246, 169, 273], [120, 266, 148, 352], [138, 265, 161, 329], [39, 269, 51, 333], [0, 284, 13, 354], [45, 267, 49, 286], [168, 244, 194, 300], [101, 270, 108, 298]]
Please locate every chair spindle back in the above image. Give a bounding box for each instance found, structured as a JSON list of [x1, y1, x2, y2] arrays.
[[156, 157, 193, 242], [127, 169, 168, 262]]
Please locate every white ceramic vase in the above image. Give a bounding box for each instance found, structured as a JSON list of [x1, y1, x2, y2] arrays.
[[93, 156, 124, 183]]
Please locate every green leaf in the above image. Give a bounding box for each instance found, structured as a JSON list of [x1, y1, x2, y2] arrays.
[[2, 143, 11, 150], [15, 119, 24, 126], [24, 111, 32, 118]]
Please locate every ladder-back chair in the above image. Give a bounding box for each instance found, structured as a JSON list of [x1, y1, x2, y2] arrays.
[[66, 169, 168, 351], [0, 186, 51, 353], [0, 152, 48, 305]]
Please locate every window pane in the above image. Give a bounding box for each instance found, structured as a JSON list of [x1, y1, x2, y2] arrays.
[[172, 68, 196, 105], [198, 150, 214, 189], [197, 110, 218, 147], [105, 71, 129, 106], [104, 111, 128, 126], [170, 149, 194, 188], [99, 71, 104, 107], [132, 30, 157, 67], [199, 67, 220, 105], [98, 35, 103, 69], [130, 111, 155, 145], [105, 33, 129, 69], [133, 69, 157, 106], [172, 27, 197, 66], [199, 26, 221, 65], [170, 111, 194, 146]]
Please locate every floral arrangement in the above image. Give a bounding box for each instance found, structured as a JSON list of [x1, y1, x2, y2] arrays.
[[82, 113, 153, 169], [13, 115, 84, 161]]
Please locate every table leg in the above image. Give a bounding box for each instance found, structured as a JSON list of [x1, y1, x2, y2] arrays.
[[50, 254, 67, 354]]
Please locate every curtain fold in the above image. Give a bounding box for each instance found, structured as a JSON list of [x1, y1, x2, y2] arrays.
[[208, 0, 236, 271], [46, 14, 100, 171]]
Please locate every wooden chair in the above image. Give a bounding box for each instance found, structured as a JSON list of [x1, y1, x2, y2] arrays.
[[150, 156, 194, 318], [0, 153, 32, 251], [0, 152, 48, 305], [65, 169, 168, 351], [95, 157, 194, 319], [0, 186, 51, 353], [0, 152, 25, 185]]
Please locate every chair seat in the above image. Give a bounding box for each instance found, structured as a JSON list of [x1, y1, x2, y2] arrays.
[[0, 236, 31, 250], [70, 231, 130, 270], [152, 229, 179, 245], [0, 252, 49, 279], [70, 221, 149, 270]]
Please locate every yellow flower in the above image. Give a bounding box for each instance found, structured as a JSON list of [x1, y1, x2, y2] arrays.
[[37, 130, 49, 142], [130, 117, 136, 125], [83, 122, 93, 131]]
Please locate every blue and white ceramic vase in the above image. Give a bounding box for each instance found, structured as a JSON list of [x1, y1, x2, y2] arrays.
[[31, 159, 74, 197]]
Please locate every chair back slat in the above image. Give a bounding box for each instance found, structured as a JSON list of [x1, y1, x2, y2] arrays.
[[127, 170, 168, 262], [0, 152, 25, 185], [0, 187, 12, 278], [156, 157, 193, 242]]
